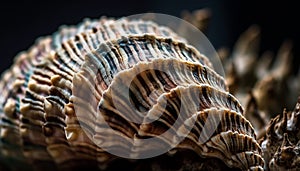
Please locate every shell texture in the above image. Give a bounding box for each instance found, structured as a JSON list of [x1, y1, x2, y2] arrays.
[[218, 20, 300, 170], [258, 98, 300, 170], [182, 8, 300, 171], [0, 16, 264, 170]]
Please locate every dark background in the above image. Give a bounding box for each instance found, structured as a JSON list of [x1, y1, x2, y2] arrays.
[[0, 0, 299, 74]]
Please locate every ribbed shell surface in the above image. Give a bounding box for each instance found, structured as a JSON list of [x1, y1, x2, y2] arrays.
[[0, 17, 263, 171]]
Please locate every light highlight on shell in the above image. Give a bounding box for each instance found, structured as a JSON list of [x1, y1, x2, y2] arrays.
[[0, 16, 263, 170]]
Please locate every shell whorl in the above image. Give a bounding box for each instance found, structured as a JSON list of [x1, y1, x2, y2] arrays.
[[0, 17, 263, 170]]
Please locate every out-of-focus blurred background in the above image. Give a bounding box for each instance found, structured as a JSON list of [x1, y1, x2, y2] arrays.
[[0, 0, 299, 74]]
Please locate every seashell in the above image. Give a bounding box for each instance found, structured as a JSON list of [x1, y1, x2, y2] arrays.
[[251, 41, 294, 118], [0, 16, 263, 170], [223, 25, 260, 95], [259, 97, 300, 170], [269, 133, 300, 171], [221, 24, 299, 136]]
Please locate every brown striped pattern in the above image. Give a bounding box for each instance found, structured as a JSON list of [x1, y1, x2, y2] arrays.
[[0, 17, 264, 170]]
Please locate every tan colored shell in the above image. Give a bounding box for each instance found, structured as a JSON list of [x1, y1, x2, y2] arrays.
[[0, 17, 263, 170]]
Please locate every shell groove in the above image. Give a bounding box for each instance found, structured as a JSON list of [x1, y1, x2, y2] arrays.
[[0, 17, 263, 170]]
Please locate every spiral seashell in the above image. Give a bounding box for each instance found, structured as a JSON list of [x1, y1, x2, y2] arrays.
[[0, 16, 263, 170]]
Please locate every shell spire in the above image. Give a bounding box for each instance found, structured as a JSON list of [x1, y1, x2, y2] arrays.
[[259, 96, 300, 170]]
